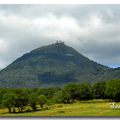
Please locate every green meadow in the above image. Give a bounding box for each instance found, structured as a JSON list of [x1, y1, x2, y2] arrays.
[[0, 100, 120, 116]]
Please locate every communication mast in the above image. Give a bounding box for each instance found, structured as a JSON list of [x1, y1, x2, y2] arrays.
[[56, 36, 64, 44]]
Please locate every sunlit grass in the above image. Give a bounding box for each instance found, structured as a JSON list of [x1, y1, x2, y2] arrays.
[[0, 99, 120, 116]]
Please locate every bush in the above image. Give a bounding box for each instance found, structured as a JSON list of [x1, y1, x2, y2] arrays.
[[46, 100, 54, 106], [58, 110, 65, 113], [58, 105, 62, 108]]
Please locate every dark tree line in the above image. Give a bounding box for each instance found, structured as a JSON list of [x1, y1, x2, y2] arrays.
[[0, 79, 120, 113]]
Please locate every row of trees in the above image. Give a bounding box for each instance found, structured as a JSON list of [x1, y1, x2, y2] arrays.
[[53, 79, 120, 103], [0, 79, 120, 113], [0, 88, 47, 113], [93, 79, 120, 101]]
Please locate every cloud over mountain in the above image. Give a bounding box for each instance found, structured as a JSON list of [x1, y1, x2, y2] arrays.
[[0, 4, 120, 69]]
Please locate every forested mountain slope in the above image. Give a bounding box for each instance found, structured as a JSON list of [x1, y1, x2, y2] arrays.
[[0, 42, 119, 88]]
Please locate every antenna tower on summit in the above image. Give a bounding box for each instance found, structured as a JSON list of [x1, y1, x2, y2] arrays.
[[56, 36, 64, 44]]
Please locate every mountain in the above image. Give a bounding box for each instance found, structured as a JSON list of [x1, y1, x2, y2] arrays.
[[0, 42, 120, 88]]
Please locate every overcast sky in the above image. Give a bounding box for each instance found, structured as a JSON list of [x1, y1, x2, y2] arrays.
[[0, 4, 120, 69]]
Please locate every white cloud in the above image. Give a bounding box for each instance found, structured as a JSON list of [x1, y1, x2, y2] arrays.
[[0, 4, 120, 69]]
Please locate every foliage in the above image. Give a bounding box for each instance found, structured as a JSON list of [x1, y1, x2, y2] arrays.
[[46, 99, 54, 106], [60, 90, 71, 103], [62, 83, 77, 102], [23, 88, 31, 94], [29, 93, 38, 110], [115, 79, 120, 101], [38, 95, 47, 108], [75, 83, 92, 100], [0, 87, 8, 105], [53, 91, 63, 103], [93, 81, 106, 99], [84, 83, 93, 99], [2, 93, 15, 113], [36, 87, 61, 100], [29, 88, 38, 94], [13, 88, 29, 112], [0, 43, 117, 88], [1, 79, 120, 114], [105, 79, 120, 101]]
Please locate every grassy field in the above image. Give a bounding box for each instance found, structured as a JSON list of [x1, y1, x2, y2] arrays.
[[0, 100, 120, 116]]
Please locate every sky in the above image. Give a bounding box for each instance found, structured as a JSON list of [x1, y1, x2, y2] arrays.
[[0, 3, 120, 69]]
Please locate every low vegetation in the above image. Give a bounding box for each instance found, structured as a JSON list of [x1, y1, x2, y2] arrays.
[[0, 100, 120, 116]]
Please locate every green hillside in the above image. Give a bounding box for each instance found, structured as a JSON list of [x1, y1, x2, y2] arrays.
[[0, 42, 119, 88]]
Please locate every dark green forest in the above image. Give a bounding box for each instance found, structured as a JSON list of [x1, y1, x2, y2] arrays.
[[1, 43, 120, 88], [0, 79, 120, 113]]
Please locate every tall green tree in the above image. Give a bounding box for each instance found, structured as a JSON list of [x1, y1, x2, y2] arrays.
[[53, 90, 71, 104], [29, 93, 38, 110], [53, 91, 62, 103], [13, 88, 29, 112], [61, 90, 71, 103], [84, 83, 93, 99], [104, 79, 120, 101], [0, 87, 8, 105], [46, 87, 56, 99], [38, 95, 47, 108], [2, 93, 15, 113], [75, 83, 91, 100], [51, 87, 62, 103], [93, 81, 106, 99], [115, 79, 120, 101], [104, 79, 116, 100], [62, 83, 77, 103], [37, 88, 48, 96]]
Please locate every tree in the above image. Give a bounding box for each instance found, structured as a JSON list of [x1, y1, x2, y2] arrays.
[[30, 88, 38, 94], [29, 93, 38, 110], [37, 87, 61, 100], [53, 90, 70, 104], [46, 87, 56, 99], [93, 81, 106, 99], [53, 91, 62, 103], [23, 88, 31, 95], [0, 87, 8, 105], [37, 88, 48, 96], [13, 88, 29, 112], [115, 79, 120, 101], [61, 90, 71, 103], [62, 83, 77, 103], [84, 83, 93, 99], [2, 93, 15, 113], [104, 79, 116, 100], [38, 95, 47, 108], [105, 79, 120, 101], [75, 83, 91, 100], [51, 87, 62, 103]]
